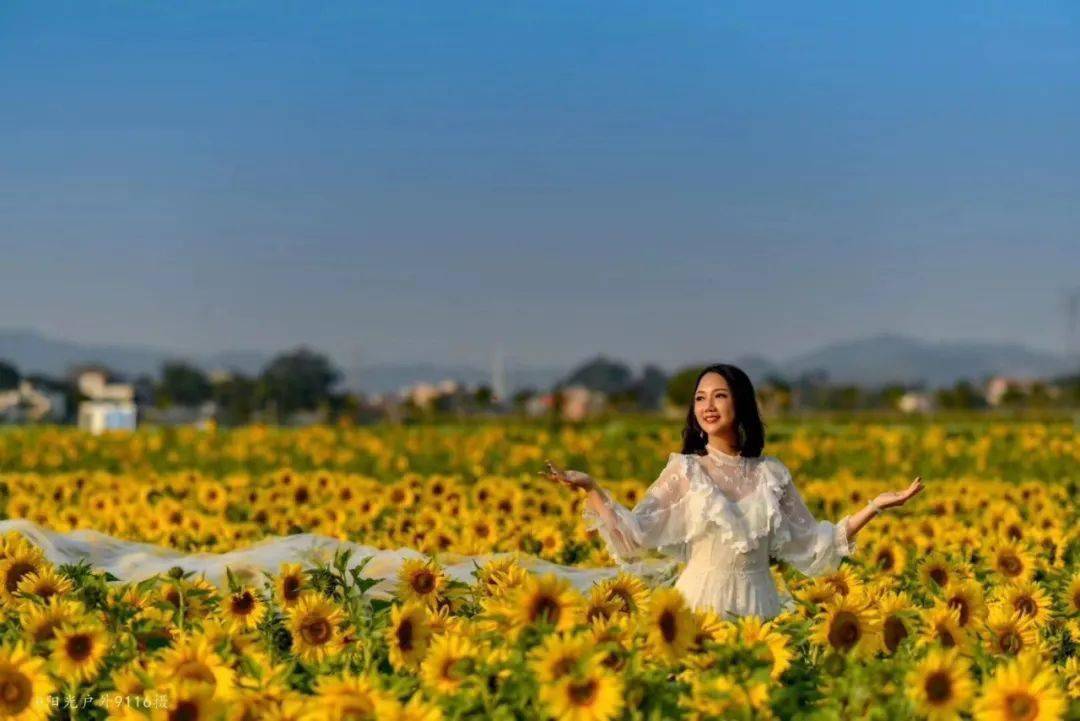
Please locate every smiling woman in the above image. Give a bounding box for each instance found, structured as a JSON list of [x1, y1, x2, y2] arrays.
[[543, 363, 924, 620]]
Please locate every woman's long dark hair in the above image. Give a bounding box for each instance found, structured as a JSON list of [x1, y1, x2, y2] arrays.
[[680, 364, 766, 457]]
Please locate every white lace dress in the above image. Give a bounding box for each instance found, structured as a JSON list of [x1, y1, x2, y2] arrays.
[[582, 443, 856, 619]]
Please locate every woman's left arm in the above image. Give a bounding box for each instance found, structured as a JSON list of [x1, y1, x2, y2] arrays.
[[844, 476, 925, 540]]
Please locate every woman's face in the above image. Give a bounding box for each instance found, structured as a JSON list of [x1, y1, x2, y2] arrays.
[[694, 372, 736, 437]]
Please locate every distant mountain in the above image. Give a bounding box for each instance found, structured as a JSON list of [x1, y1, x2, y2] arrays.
[[780, 333, 1074, 388], [0, 328, 269, 379]]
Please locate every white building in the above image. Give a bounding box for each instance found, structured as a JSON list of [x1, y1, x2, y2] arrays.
[[0, 380, 66, 423], [76, 368, 137, 434], [897, 391, 935, 414]]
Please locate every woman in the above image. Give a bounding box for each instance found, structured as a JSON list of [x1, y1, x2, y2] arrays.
[[541, 363, 924, 619]]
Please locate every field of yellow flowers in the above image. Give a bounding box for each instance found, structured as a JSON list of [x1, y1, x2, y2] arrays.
[[0, 420, 1077, 720]]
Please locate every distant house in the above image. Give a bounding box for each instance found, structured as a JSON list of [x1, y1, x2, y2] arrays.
[[525, 385, 606, 421], [897, 391, 935, 414], [0, 380, 66, 423], [75, 368, 136, 433], [984, 376, 1036, 406]]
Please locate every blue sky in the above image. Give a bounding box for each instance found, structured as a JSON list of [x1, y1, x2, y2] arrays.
[[1, 1, 1077, 370]]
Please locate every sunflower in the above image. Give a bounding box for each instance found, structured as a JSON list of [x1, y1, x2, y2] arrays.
[[821, 567, 861, 598], [529, 632, 594, 683], [20, 597, 87, 644], [14, 567, 73, 602], [738, 616, 792, 680], [473, 556, 527, 599], [596, 573, 650, 618], [287, 593, 346, 665], [397, 559, 446, 607], [644, 588, 697, 664], [150, 633, 235, 700], [972, 651, 1066, 721], [373, 695, 445, 721], [877, 591, 918, 655], [195, 480, 229, 513], [420, 633, 476, 695], [988, 540, 1036, 584], [983, 606, 1040, 658], [509, 573, 582, 636], [921, 605, 971, 653], [51, 621, 110, 684], [0, 549, 45, 603], [0, 642, 54, 721], [681, 674, 767, 719], [685, 609, 737, 666], [149, 680, 224, 721], [905, 647, 975, 721], [811, 591, 882, 659], [274, 563, 307, 609], [221, 586, 267, 633], [538, 662, 624, 721], [993, 581, 1053, 627], [918, 551, 959, 589], [869, 538, 907, 576], [940, 578, 987, 629], [309, 671, 386, 714], [1064, 572, 1080, 616], [589, 618, 632, 672], [386, 601, 432, 671], [582, 586, 620, 625]]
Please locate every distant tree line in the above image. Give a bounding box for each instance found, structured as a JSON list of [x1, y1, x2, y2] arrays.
[[4, 350, 1080, 425]]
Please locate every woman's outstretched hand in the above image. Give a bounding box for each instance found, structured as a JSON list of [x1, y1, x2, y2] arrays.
[[538, 459, 596, 492], [872, 476, 924, 510]]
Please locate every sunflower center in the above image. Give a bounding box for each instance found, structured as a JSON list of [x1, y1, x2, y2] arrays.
[[1013, 597, 1036, 617], [998, 554, 1022, 577], [936, 624, 956, 648], [396, 620, 414, 651], [553, 657, 576, 677], [176, 661, 216, 685], [169, 699, 201, 721], [232, 592, 255, 615], [659, 610, 678, 644], [531, 595, 561, 625], [929, 568, 948, 586], [924, 671, 952, 704], [567, 678, 599, 706], [1004, 692, 1038, 721], [828, 611, 861, 651], [876, 550, 894, 571], [413, 572, 435, 595], [66, 634, 93, 661], [301, 618, 332, 645], [884, 616, 909, 653], [5, 562, 36, 593], [998, 631, 1023, 655], [1072, 591, 1080, 612], [947, 598, 970, 627], [283, 577, 301, 601], [0, 673, 31, 712]]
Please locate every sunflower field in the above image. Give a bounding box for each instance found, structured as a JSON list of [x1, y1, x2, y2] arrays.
[[0, 419, 1077, 720]]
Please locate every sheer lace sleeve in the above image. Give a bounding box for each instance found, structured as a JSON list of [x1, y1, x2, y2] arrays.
[[581, 453, 695, 564], [768, 459, 855, 577]]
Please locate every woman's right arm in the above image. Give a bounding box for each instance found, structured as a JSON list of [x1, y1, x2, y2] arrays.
[[544, 454, 696, 564]]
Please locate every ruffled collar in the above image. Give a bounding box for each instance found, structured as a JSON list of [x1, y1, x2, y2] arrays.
[[705, 442, 745, 466]]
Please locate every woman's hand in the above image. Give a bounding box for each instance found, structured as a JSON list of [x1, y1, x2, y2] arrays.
[[872, 476, 924, 510], [538, 459, 596, 492]]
